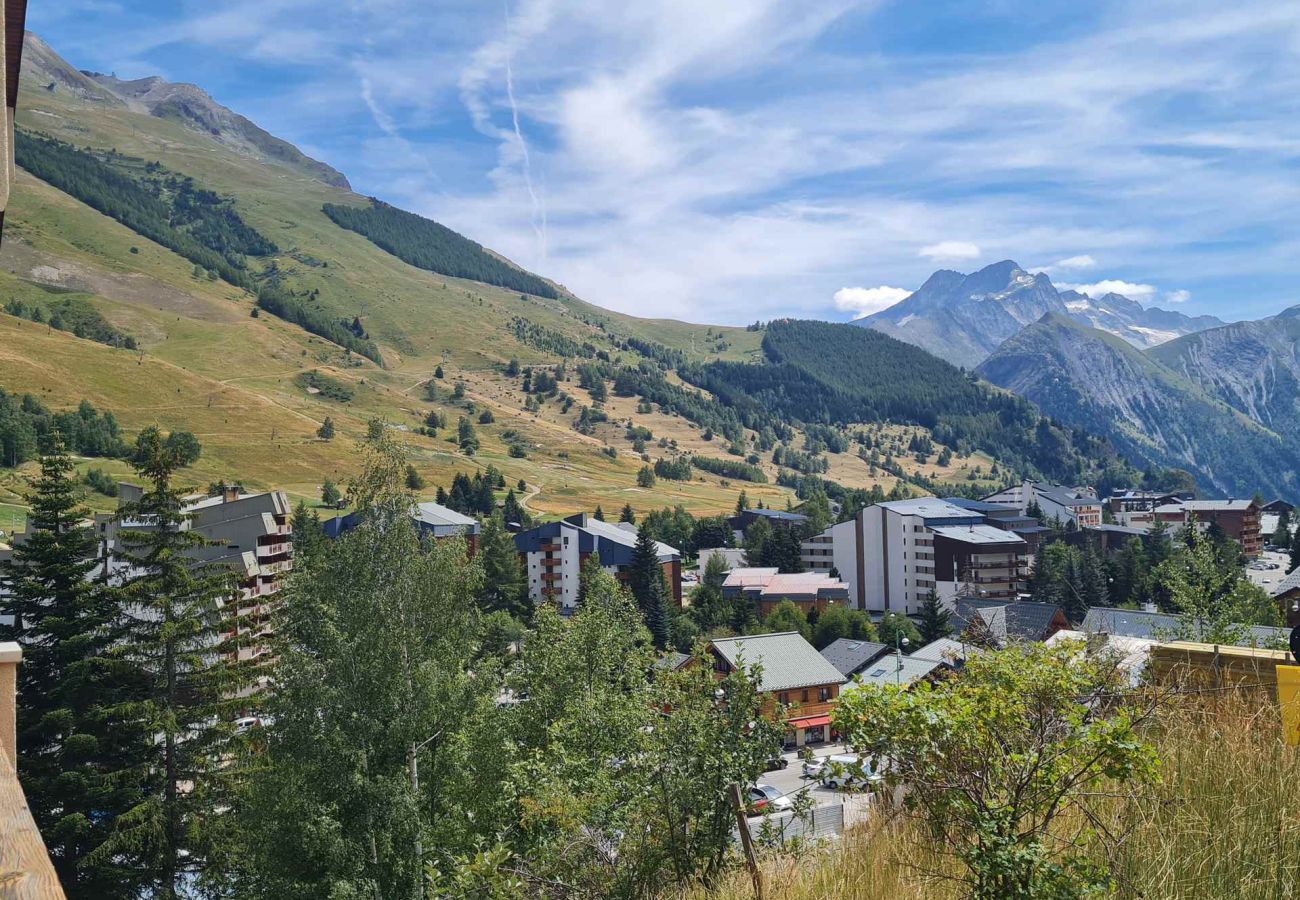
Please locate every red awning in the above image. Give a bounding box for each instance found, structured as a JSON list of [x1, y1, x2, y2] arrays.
[[787, 714, 831, 729]]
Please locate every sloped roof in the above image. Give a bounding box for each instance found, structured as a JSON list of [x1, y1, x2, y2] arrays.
[[1182, 499, 1256, 511], [1081, 606, 1288, 646], [710, 632, 846, 692], [911, 637, 981, 664], [413, 501, 478, 528], [1034, 483, 1100, 508], [1271, 568, 1300, 598], [956, 598, 1064, 642], [819, 638, 891, 676], [849, 654, 947, 689], [740, 508, 808, 522]]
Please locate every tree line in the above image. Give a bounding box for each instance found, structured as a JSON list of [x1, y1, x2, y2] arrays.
[[0, 390, 128, 468], [323, 199, 559, 298], [15, 131, 273, 290]]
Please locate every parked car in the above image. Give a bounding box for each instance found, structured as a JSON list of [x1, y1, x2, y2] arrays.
[[817, 754, 882, 790], [747, 784, 793, 814]]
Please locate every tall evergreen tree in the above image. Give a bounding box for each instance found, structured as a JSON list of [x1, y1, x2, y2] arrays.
[[1291, 525, 1300, 574], [627, 527, 671, 649], [619, 502, 636, 524], [1273, 508, 1291, 549], [501, 487, 526, 527], [917, 590, 953, 643], [593, 504, 605, 522], [476, 512, 528, 619], [0, 441, 149, 897], [735, 490, 749, 515], [106, 427, 249, 898]]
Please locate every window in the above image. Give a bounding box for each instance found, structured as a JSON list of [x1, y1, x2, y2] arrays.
[[868, 668, 887, 678], [778, 692, 791, 705], [801, 689, 809, 703], [819, 687, 832, 702]]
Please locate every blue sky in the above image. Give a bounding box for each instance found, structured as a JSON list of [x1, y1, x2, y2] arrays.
[[31, 0, 1300, 324]]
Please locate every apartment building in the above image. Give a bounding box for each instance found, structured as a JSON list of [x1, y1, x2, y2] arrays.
[[728, 507, 808, 541], [799, 498, 1031, 614], [514, 513, 681, 610], [1107, 490, 1190, 528], [983, 481, 1102, 528], [93, 485, 295, 671], [1153, 498, 1263, 557]]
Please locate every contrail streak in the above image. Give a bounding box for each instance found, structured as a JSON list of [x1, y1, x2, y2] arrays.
[[503, 0, 547, 262]]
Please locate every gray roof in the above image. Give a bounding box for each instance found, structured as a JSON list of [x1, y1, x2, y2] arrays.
[[879, 497, 982, 522], [1035, 483, 1100, 509], [931, 524, 1028, 547], [819, 638, 891, 677], [1271, 568, 1300, 598], [1081, 606, 1288, 646], [955, 598, 1064, 642], [1182, 499, 1257, 511], [710, 632, 847, 692], [578, 515, 680, 558], [849, 654, 947, 689], [911, 637, 981, 664], [413, 501, 478, 529]]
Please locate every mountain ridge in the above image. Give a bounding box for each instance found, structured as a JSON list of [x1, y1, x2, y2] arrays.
[[21, 32, 351, 190], [976, 312, 1300, 498], [856, 260, 1225, 366]]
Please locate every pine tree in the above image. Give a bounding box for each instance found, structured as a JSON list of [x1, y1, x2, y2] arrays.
[[917, 590, 953, 643], [0, 441, 150, 896], [316, 416, 335, 440], [107, 428, 251, 897], [627, 527, 671, 648], [476, 512, 528, 619], [1291, 526, 1300, 574], [593, 505, 605, 522], [1273, 508, 1291, 549], [620, 502, 636, 524], [405, 464, 425, 491], [1077, 542, 1109, 619], [290, 500, 324, 561], [321, 478, 341, 507], [735, 490, 749, 515], [502, 488, 525, 528]]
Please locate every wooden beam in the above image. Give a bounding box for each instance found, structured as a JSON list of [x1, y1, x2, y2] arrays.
[[0, 753, 65, 899]]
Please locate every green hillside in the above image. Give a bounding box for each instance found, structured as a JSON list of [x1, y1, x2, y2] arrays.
[[0, 35, 1117, 521]]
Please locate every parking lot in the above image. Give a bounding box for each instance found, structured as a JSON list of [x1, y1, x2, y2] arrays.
[[1246, 548, 1289, 591], [751, 743, 859, 815]]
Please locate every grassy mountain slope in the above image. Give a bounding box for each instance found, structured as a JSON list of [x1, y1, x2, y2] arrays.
[[6, 34, 1009, 519], [686, 319, 1133, 487], [977, 313, 1297, 498]]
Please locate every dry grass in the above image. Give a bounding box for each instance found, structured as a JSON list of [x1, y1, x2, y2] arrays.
[[682, 693, 1300, 900]]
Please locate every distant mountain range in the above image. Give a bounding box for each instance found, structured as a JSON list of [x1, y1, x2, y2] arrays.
[[976, 311, 1300, 499], [856, 260, 1224, 368]]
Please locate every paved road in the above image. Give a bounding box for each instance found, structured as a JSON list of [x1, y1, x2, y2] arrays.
[[751, 743, 856, 815]]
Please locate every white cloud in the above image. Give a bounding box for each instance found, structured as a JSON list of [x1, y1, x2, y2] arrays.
[[918, 241, 981, 263], [1050, 254, 1097, 271], [833, 285, 911, 318], [1058, 279, 1158, 300], [1165, 289, 1191, 304]]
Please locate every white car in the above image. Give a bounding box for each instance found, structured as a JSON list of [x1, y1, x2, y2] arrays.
[[748, 784, 793, 814], [815, 754, 883, 790]]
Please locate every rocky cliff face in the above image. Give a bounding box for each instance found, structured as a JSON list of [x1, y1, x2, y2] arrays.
[[22, 33, 350, 190], [977, 314, 1300, 499], [857, 260, 1223, 366], [1151, 308, 1300, 441]]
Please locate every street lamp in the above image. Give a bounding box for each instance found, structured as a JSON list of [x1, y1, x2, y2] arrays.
[[895, 633, 910, 685]]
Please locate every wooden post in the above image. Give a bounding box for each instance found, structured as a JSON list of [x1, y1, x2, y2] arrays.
[[0, 642, 19, 768], [728, 783, 764, 900]]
